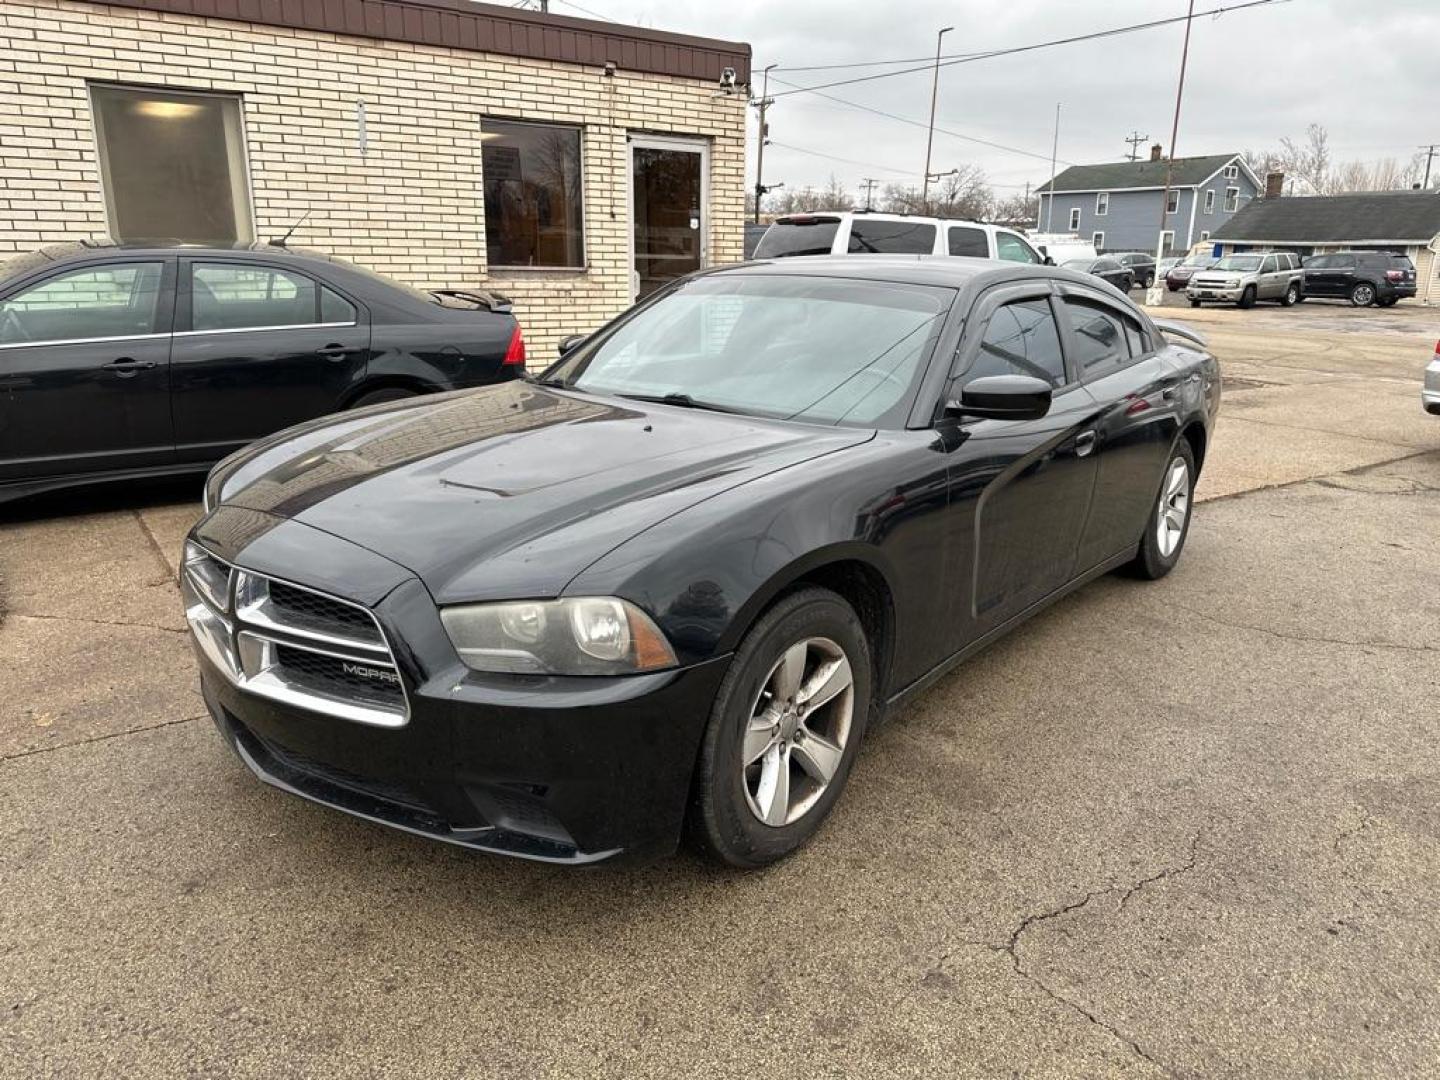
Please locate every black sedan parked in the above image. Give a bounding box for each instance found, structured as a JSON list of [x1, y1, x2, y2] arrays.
[[1062, 255, 1134, 292], [185, 257, 1220, 867], [0, 241, 523, 502]]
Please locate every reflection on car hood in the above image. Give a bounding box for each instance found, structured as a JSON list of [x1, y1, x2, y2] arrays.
[[211, 381, 874, 602]]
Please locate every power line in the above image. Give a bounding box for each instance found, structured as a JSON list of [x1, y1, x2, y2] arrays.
[[549, 0, 612, 20], [1124, 130, 1150, 161], [766, 0, 1291, 99], [769, 75, 1071, 166], [767, 140, 917, 177]]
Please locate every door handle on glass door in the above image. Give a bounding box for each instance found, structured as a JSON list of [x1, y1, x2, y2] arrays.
[[1075, 430, 1097, 457]]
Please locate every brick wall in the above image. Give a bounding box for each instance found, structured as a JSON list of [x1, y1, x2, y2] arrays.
[[0, 0, 749, 358]]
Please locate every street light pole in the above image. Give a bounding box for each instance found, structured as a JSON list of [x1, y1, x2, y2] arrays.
[[920, 26, 953, 213], [753, 63, 776, 224], [1045, 103, 1060, 232]]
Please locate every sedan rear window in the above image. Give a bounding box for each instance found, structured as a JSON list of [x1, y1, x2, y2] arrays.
[[753, 219, 841, 259], [552, 274, 951, 427], [847, 220, 936, 255]]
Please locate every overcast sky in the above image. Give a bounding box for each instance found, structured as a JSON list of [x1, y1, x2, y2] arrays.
[[558, 0, 1439, 197]]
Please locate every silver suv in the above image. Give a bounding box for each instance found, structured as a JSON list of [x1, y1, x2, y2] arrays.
[[1188, 252, 1304, 309]]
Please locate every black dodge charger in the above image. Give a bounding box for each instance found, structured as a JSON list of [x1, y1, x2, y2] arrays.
[[184, 256, 1220, 867], [0, 241, 523, 503]]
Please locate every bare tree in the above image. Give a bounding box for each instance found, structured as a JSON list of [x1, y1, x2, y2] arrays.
[[1278, 123, 1330, 194], [765, 174, 853, 215], [931, 164, 993, 220], [992, 191, 1037, 227]]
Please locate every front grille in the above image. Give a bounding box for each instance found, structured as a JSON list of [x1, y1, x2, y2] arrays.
[[266, 580, 384, 645], [182, 541, 409, 728]]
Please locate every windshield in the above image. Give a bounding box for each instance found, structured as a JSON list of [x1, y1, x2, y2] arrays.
[[753, 220, 841, 259], [1213, 255, 1262, 271], [1062, 259, 1095, 271], [547, 274, 951, 427], [1182, 256, 1216, 268]]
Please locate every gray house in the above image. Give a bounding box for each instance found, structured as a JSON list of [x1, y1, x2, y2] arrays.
[[1036, 147, 1262, 255]]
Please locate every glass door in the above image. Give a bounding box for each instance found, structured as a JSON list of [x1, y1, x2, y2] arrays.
[[629, 137, 708, 301]]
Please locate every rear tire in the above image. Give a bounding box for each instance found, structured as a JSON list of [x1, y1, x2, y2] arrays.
[[1280, 282, 1300, 307], [1237, 285, 1256, 309], [1350, 283, 1376, 307], [1126, 439, 1196, 581], [1141, 273, 1155, 289], [349, 387, 420, 409], [689, 588, 872, 868]]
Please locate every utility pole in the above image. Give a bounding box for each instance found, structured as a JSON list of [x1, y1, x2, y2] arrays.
[[1124, 130, 1149, 161], [752, 63, 776, 223], [920, 26, 953, 212], [860, 178, 880, 211], [1147, 0, 1195, 306], [1045, 102, 1060, 231], [1421, 144, 1438, 189]]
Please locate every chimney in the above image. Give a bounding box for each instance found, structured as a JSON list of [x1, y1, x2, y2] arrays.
[[1149, 143, 1163, 162], [1264, 171, 1285, 198]]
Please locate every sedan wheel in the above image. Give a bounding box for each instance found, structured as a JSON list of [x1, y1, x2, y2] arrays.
[[690, 588, 872, 866], [1127, 439, 1196, 580], [743, 637, 854, 827]]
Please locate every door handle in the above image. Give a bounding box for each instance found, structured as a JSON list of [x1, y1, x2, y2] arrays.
[[316, 344, 352, 360], [1075, 430, 1097, 457], [102, 358, 157, 378]]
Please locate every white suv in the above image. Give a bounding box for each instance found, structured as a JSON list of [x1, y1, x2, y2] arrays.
[[752, 211, 1049, 265]]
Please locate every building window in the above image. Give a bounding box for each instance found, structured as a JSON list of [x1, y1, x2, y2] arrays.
[[1223, 164, 1239, 180], [1160, 230, 1175, 254], [1165, 189, 1179, 214], [1203, 189, 1215, 214], [90, 85, 253, 245], [1224, 187, 1240, 213], [1068, 207, 1081, 231], [1095, 191, 1109, 216], [1092, 231, 1105, 251], [1199, 230, 1210, 242], [482, 118, 584, 268]]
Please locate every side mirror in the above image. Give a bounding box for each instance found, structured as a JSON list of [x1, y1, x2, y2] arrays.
[[557, 333, 587, 358], [1043, 255, 1055, 266], [944, 375, 1053, 422]]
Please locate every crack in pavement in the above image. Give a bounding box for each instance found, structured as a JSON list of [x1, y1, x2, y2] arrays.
[[1198, 448, 1440, 505], [132, 508, 179, 583], [5, 610, 187, 635], [0, 713, 204, 765], [948, 831, 1205, 1076], [1170, 601, 1438, 655]]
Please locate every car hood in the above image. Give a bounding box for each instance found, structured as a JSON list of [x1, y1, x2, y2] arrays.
[[213, 381, 874, 603]]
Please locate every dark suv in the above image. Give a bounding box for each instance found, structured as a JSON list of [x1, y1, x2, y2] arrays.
[[1113, 252, 1157, 288], [1301, 252, 1417, 307]]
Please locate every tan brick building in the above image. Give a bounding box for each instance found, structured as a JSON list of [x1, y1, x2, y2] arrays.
[[0, 0, 751, 358]]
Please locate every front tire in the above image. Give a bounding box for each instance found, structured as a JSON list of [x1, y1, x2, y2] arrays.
[[1350, 283, 1376, 307], [1237, 285, 1256, 309], [689, 588, 872, 868], [1127, 440, 1196, 581], [1190, 298, 1202, 308]]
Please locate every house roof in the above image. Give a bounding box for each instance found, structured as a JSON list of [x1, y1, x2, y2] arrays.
[[92, 0, 751, 83], [1211, 191, 1440, 244], [1037, 154, 1242, 194]]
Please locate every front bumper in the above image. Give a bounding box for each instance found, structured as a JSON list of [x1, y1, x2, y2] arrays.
[[185, 512, 731, 865], [1187, 283, 1245, 302]]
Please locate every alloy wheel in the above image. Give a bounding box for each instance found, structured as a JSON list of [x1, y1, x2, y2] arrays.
[[1353, 285, 1375, 306], [742, 636, 854, 827], [1156, 456, 1191, 558]]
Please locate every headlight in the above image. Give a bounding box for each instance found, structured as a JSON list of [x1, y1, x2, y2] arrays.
[[440, 597, 678, 675], [1226, 278, 1241, 287]]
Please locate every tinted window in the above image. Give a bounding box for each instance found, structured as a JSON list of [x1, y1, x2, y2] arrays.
[[1094, 257, 1121, 272], [0, 262, 163, 345], [554, 274, 950, 428], [320, 287, 357, 323], [996, 231, 1042, 264], [753, 220, 841, 258], [948, 226, 989, 258], [848, 219, 936, 254], [1124, 321, 1146, 357], [1357, 253, 1397, 269], [1261, 256, 1278, 273], [1062, 298, 1131, 376], [192, 263, 318, 331], [481, 118, 584, 268], [964, 299, 1066, 388]]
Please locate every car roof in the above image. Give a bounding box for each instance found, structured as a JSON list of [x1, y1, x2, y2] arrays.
[[709, 254, 1118, 295], [772, 211, 995, 229], [1, 239, 348, 277]]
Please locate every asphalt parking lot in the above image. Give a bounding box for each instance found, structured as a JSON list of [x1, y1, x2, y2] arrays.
[[2, 301, 1438, 1078]]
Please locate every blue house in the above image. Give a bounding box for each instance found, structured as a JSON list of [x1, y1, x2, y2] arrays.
[[1036, 147, 1263, 256]]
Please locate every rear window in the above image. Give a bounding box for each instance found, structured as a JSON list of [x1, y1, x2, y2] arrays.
[[1357, 253, 1413, 270], [753, 219, 841, 259], [848, 219, 936, 255]]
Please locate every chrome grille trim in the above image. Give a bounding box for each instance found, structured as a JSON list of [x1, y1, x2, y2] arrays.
[[181, 541, 409, 728]]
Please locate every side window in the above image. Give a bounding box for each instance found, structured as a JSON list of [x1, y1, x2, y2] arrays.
[[847, 220, 936, 254], [192, 263, 319, 332], [1061, 297, 1131, 377], [996, 232, 1041, 264], [962, 298, 1066, 389], [1260, 255, 1277, 274], [320, 287, 357, 324], [0, 262, 163, 345], [1124, 321, 1146, 357], [947, 226, 989, 258]]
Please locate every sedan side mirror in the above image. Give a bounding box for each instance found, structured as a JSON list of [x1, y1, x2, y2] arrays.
[[557, 333, 587, 357], [944, 375, 1053, 422]]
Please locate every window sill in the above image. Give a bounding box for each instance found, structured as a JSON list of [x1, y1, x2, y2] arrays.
[[486, 265, 590, 274]]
